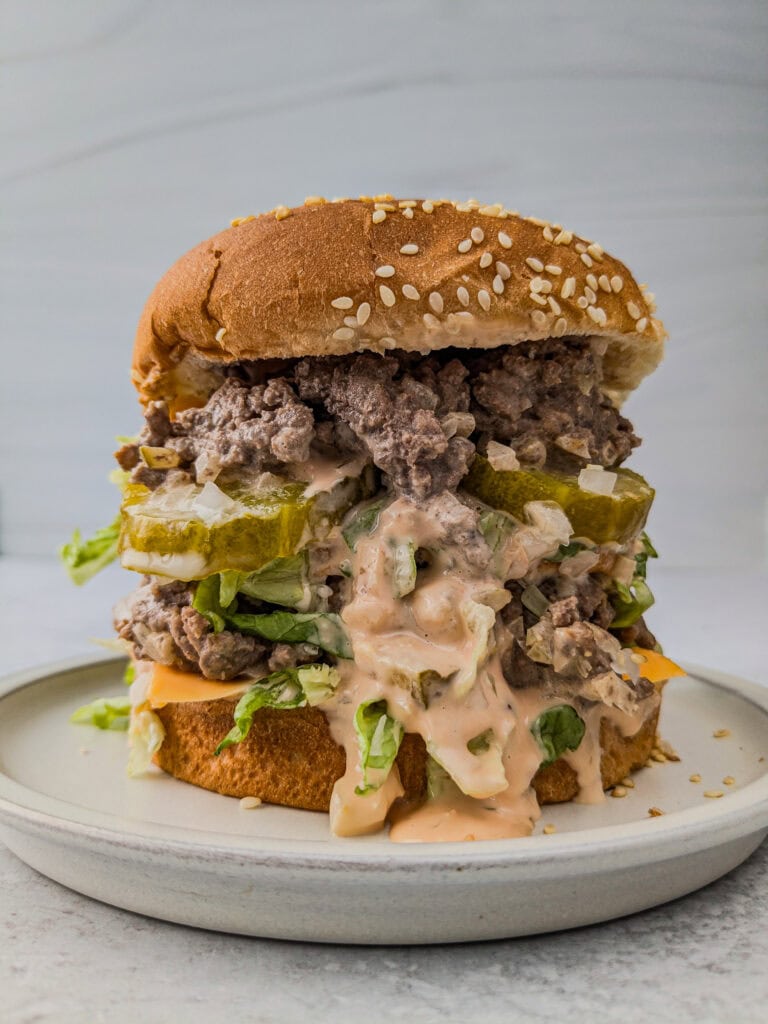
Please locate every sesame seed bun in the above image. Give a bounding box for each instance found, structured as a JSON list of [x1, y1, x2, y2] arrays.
[[153, 698, 660, 812], [132, 197, 665, 407]]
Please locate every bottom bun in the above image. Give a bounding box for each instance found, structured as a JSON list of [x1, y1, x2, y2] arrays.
[[153, 698, 660, 810]]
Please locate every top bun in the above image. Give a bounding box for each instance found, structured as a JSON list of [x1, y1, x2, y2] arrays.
[[132, 196, 665, 407]]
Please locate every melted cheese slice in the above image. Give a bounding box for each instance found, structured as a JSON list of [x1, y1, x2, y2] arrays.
[[146, 664, 251, 709], [631, 648, 686, 685]]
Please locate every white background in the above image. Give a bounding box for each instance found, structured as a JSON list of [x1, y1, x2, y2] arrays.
[[1, 0, 766, 567]]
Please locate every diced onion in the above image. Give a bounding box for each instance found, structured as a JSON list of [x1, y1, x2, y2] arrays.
[[578, 464, 617, 496], [486, 440, 520, 472]]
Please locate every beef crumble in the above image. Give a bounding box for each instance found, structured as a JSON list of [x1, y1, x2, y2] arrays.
[[116, 339, 639, 501]]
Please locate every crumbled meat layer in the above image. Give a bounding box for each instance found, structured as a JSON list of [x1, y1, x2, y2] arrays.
[[115, 578, 320, 680], [116, 339, 640, 501]]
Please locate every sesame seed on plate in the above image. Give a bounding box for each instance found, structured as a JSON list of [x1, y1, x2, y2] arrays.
[[689, 773, 702, 783], [400, 243, 419, 255], [542, 824, 556, 835], [545, 264, 562, 275], [723, 776, 736, 786], [626, 301, 641, 319], [457, 238, 473, 254], [457, 286, 470, 307], [471, 226, 485, 244], [477, 289, 491, 311], [375, 265, 395, 278], [636, 317, 648, 332], [372, 209, 386, 224], [531, 309, 548, 328], [713, 728, 731, 738], [496, 261, 511, 281], [611, 786, 628, 798], [611, 275, 624, 293], [479, 251, 493, 269], [525, 257, 544, 272], [621, 777, 635, 788], [580, 252, 594, 268], [492, 275, 505, 295], [331, 296, 354, 309], [402, 284, 420, 300], [357, 302, 371, 326], [704, 790, 724, 799], [498, 231, 513, 249], [561, 277, 576, 299], [379, 285, 396, 307], [648, 807, 664, 817], [429, 291, 444, 313], [240, 796, 262, 809], [333, 327, 355, 341]]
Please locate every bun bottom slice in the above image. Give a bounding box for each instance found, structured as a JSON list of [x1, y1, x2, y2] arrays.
[[154, 698, 661, 812]]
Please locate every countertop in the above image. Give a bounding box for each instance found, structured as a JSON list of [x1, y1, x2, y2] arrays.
[[1, 558, 766, 1023]]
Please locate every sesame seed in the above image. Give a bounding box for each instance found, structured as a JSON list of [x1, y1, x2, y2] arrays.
[[477, 289, 491, 311], [626, 301, 641, 320], [587, 243, 604, 260], [372, 209, 386, 224], [457, 286, 470, 307], [331, 296, 354, 310], [621, 777, 635, 788], [240, 796, 262, 809], [274, 206, 291, 221], [531, 309, 548, 328], [498, 231, 513, 249], [470, 226, 485, 244], [553, 317, 568, 337], [598, 275, 612, 293], [648, 807, 664, 817], [398, 200, 417, 208], [380, 336, 397, 349], [458, 238, 472, 254], [713, 728, 731, 738], [344, 316, 357, 328], [530, 277, 545, 294], [455, 202, 472, 213], [584, 286, 597, 305], [454, 310, 474, 321], [651, 750, 667, 763], [526, 257, 544, 272], [402, 284, 420, 300], [422, 200, 434, 213], [530, 292, 548, 306], [704, 790, 724, 799], [375, 265, 395, 278], [479, 251, 493, 269], [689, 773, 702, 783], [542, 225, 554, 242], [575, 242, 587, 253], [577, 296, 589, 309], [611, 786, 628, 798], [553, 229, 573, 245], [542, 824, 556, 835], [403, 208, 414, 219], [724, 776, 736, 786], [333, 327, 355, 341], [304, 196, 326, 206], [636, 317, 648, 333], [423, 312, 440, 330], [548, 297, 562, 315], [373, 193, 393, 202], [356, 302, 371, 326], [428, 292, 444, 313], [215, 327, 227, 342], [379, 285, 396, 307], [580, 252, 594, 268], [545, 264, 562, 275], [586, 273, 598, 291], [479, 204, 503, 217], [611, 275, 624, 293], [496, 261, 511, 280], [374, 202, 395, 211], [527, 216, 549, 227], [492, 275, 505, 295], [561, 277, 576, 299], [400, 243, 419, 255]]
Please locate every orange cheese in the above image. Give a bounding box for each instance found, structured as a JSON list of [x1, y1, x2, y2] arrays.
[[631, 648, 686, 685], [147, 663, 251, 708]]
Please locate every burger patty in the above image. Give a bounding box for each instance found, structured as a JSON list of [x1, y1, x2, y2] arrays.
[[116, 339, 639, 500]]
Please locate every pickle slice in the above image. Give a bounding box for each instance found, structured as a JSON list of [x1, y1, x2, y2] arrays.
[[464, 456, 654, 545], [120, 480, 317, 580]]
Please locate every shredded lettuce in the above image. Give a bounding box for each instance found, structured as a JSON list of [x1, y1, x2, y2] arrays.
[[70, 696, 131, 731], [123, 661, 135, 686], [128, 706, 166, 775], [215, 664, 340, 754], [221, 553, 308, 609], [192, 574, 229, 633], [60, 515, 120, 585], [452, 600, 496, 697], [389, 539, 417, 598], [342, 499, 386, 552], [226, 610, 353, 659], [531, 705, 585, 767], [550, 540, 589, 562], [610, 534, 658, 627], [353, 699, 404, 795]]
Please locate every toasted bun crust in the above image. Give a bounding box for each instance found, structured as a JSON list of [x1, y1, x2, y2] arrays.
[[153, 699, 660, 812], [133, 198, 665, 407]]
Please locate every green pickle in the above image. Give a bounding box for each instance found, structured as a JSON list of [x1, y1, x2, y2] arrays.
[[120, 480, 339, 579], [464, 456, 654, 545]]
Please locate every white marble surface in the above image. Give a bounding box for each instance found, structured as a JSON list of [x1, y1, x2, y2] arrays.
[[1, 0, 767, 567], [1, 557, 767, 1022]]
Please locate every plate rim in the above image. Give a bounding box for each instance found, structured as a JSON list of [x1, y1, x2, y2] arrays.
[[1, 653, 767, 872]]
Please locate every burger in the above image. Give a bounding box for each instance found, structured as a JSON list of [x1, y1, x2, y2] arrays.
[[63, 195, 685, 841]]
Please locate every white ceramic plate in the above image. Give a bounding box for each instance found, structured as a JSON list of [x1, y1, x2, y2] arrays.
[[0, 654, 766, 944]]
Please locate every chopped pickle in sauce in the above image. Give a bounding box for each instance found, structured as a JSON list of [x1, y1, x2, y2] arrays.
[[464, 455, 654, 545]]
